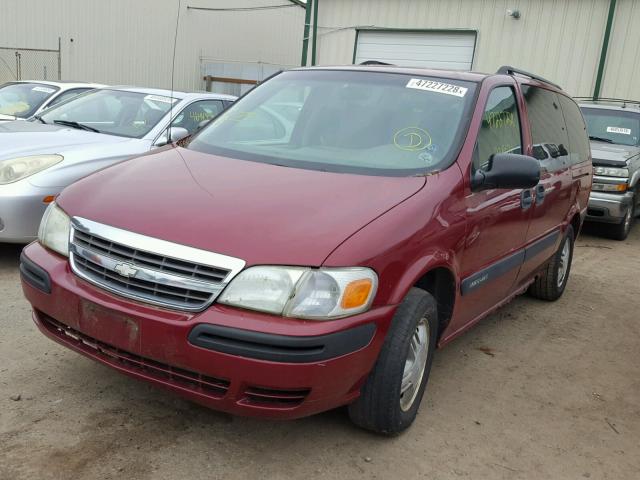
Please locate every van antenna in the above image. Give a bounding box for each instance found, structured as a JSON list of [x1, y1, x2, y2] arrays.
[[167, 0, 182, 143]]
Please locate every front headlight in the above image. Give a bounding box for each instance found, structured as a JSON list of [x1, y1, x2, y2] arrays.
[[218, 266, 378, 320], [0, 154, 63, 184], [38, 202, 71, 257], [593, 166, 629, 178]]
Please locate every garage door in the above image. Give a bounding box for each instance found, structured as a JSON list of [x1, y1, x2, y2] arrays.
[[354, 30, 476, 70]]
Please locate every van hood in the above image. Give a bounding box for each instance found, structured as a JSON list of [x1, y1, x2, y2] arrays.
[[590, 141, 640, 166], [0, 120, 133, 160], [57, 147, 426, 267]]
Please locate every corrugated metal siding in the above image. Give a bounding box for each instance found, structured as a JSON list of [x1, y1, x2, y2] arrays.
[[0, 0, 304, 91], [355, 30, 476, 69], [600, 0, 640, 99], [315, 0, 617, 97]]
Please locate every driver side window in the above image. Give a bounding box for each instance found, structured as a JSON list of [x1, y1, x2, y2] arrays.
[[171, 100, 225, 134], [474, 87, 522, 171]]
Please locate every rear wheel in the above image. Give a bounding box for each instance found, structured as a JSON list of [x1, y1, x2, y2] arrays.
[[528, 225, 574, 301], [348, 288, 437, 435]]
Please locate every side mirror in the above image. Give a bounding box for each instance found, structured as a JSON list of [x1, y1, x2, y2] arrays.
[[471, 153, 540, 191], [154, 127, 190, 146]]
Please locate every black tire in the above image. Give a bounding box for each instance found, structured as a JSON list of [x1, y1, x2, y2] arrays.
[[608, 202, 634, 241], [528, 225, 574, 301], [348, 288, 438, 435]]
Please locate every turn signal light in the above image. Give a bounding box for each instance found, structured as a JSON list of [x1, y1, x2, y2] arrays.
[[341, 279, 373, 309], [42, 195, 57, 204]]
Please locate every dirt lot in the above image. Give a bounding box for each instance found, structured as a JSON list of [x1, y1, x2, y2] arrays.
[[1, 226, 639, 480]]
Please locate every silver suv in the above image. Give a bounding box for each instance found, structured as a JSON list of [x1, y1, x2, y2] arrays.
[[578, 99, 640, 240]]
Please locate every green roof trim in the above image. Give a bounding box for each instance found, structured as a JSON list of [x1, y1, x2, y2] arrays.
[[289, 0, 306, 7]]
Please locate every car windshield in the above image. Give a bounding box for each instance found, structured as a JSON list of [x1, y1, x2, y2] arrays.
[[188, 70, 478, 176], [581, 107, 640, 147], [0, 82, 59, 118], [39, 89, 177, 138]]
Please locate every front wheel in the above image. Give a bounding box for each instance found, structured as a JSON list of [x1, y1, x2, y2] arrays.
[[608, 202, 634, 241], [348, 288, 438, 435], [528, 225, 574, 301]]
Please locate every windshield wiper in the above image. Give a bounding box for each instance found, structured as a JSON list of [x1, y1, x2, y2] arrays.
[[33, 115, 47, 124], [53, 120, 100, 133], [589, 135, 614, 144]]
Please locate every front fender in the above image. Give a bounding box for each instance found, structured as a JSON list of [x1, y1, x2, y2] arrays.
[[322, 168, 466, 308]]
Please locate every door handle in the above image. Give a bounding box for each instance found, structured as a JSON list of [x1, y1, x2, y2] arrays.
[[535, 184, 545, 205], [521, 189, 533, 210]]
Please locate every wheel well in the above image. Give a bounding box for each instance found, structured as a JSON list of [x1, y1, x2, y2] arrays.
[[570, 212, 582, 237], [413, 267, 456, 340]]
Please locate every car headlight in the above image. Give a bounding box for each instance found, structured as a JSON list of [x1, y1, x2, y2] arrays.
[[38, 202, 71, 257], [218, 266, 378, 320], [591, 183, 628, 192], [0, 154, 63, 185], [593, 166, 629, 178]]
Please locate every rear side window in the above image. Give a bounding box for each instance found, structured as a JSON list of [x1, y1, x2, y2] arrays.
[[522, 86, 570, 170], [558, 95, 590, 164], [474, 86, 522, 171]]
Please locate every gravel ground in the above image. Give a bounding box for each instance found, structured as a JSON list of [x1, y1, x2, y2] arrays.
[[1, 225, 639, 480]]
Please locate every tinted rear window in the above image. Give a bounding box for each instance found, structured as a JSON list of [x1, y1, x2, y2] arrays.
[[522, 86, 570, 170], [558, 95, 590, 164]]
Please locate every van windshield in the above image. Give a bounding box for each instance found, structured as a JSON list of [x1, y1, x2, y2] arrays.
[[188, 70, 477, 176]]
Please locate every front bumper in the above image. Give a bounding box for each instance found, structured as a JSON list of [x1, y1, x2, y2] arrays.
[[0, 181, 57, 243], [586, 191, 634, 224], [20, 242, 394, 419]]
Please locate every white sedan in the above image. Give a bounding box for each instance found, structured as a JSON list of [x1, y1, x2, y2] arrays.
[[0, 86, 236, 242], [0, 80, 104, 122]]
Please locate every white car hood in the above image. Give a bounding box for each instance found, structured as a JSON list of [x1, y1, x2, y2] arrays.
[[0, 120, 153, 188], [0, 120, 138, 159]]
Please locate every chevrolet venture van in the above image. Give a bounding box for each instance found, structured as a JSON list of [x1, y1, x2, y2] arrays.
[[20, 66, 592, 434]]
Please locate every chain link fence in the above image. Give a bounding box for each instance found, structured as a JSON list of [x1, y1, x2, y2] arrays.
[[0, 42, 61, 84]]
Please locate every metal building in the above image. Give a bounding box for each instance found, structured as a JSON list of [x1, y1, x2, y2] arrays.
[[0, 0, 305, 93], [307, 0, 640, 99]]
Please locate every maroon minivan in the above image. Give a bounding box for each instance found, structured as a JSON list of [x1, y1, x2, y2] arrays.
[[20, 65, 592, 434]]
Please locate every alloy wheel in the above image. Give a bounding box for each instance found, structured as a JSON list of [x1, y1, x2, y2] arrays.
[[400, 317, 430, 411]]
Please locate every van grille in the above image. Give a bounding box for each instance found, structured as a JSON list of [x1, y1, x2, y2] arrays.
[[73, 254, 214, 309], [73, 229, 229, 283], [39, 312, 230, 397], [69, 218, 245, 312]]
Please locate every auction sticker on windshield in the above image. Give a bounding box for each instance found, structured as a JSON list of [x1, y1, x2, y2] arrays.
[[406, 78, 468, 97], [607, 126, 631, 135], [32, 86, 55, 94], [144, 94, 178, 104]]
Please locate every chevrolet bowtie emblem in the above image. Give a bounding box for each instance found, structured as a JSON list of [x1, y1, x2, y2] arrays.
[[114, 263, 138, 278]]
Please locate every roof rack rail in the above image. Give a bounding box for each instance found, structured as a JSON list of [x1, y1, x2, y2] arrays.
[[496, 65, 562, 90], [360, 60, 395, 66], [573, 97, 640, 108]]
